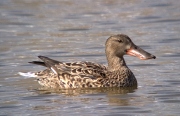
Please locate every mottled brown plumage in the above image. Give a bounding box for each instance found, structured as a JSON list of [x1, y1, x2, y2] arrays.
[[20, 34, 156, 89]]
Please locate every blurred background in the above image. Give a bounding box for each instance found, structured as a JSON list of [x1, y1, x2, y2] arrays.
[[0, 0, 180, 115]]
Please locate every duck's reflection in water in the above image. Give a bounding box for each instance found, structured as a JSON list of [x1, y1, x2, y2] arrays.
[[34, 86, 137, 106]]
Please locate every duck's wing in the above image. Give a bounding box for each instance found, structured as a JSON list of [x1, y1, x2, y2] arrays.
[[65, 61, 107, 78], [30, 56, 107, 79]]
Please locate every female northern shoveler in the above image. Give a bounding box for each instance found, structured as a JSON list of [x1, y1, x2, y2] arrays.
[[19, 34, 156, 89]]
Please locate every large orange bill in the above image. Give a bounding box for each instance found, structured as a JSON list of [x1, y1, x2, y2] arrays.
[[126, 46, 156, 60]]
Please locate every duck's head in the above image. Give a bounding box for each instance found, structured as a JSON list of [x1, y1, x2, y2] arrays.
[[105, 34, 156, 60]]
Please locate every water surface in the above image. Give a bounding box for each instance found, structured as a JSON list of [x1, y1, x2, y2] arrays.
[[0, 0, 180, 116]]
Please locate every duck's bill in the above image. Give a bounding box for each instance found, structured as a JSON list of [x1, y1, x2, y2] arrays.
[[126, 46, 156, 60]]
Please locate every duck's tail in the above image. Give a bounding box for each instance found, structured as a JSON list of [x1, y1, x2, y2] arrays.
[[19, 56, 61, 78], [18, 72, 37, 78]]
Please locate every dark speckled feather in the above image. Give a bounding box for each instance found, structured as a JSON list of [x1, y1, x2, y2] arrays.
[[34, 59, 108, 88]]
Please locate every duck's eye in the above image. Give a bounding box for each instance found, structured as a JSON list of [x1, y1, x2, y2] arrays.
[[117, 39, 123, 43]]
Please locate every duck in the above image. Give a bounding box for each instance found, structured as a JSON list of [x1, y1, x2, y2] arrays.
[[19, 34, 156, 89]]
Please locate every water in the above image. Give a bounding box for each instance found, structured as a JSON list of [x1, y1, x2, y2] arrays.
[[0, 0, 180, 115]]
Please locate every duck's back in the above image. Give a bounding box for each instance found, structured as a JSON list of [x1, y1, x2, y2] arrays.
[[33, 57, 108, 88]]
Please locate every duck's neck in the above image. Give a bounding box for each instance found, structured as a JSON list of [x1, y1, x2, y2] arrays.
[[107, 55, 127, 71]]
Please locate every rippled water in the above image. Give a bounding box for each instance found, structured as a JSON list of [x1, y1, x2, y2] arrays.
[[0, 0, 180, 115]]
